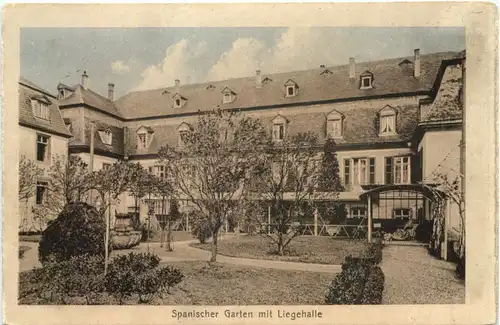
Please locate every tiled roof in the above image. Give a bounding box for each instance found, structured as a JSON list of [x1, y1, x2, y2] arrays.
[[420, 64, 463, 122], [58, 85, 123, 118], [114, 51, 458, 119], [19, 78, 72, 137], [81, 119, 124, 155], [124, 103, 418, 156]]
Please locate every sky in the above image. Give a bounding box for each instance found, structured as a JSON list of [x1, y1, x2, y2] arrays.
[[21, 27, 465, 99]]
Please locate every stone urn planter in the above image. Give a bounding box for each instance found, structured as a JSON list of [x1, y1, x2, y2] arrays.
[[111, 214, 142, 249]]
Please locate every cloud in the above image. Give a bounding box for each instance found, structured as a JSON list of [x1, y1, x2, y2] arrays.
[[133, 28, 361, 91], [207, 28, 352, 82], [207, 38, 267, 81], [134, 39, 209, 91], [111, 60, 130, 73]]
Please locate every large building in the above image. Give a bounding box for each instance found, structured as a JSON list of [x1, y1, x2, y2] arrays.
[[19, 48, 465, 252], [18, 78, 73, 232]]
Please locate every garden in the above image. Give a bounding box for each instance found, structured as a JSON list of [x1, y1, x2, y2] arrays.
[[192, 235, 366, 265]]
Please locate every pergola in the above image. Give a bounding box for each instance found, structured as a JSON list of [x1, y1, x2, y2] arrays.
[[359, 184, 446, 243]]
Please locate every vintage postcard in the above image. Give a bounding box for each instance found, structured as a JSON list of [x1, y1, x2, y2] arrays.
[[2, 3, 497, 325]]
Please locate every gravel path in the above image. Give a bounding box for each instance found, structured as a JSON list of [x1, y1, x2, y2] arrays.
[[20, 235, 341, 274], [380, 245, 465, 304]]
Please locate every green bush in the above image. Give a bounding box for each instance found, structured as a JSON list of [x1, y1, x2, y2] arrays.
[[105, 252, 183, 304], [325, 256, 370, 304], [191, 219, 212, 244], [38, 202, 107, 265], [22, 254, 105, 304], [325, 241, 385, 305], [360, 266, 385, 304], [362, 239, 384, 264]]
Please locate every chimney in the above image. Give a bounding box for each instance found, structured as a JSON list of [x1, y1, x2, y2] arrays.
[[349, 58, 355, 79], [175, 79, 180, 93], [108, 83, 115, 101], [414, 49, 421, 78], [255, 70, 262, 88], [81, 70, 89, 89]]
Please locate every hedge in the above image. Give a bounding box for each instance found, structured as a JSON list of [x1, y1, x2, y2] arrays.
[[325, 239, 385, 305]]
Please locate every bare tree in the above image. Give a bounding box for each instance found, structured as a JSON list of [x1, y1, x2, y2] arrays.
[[19, 155, 43, 201], [158, 108, 265, 262], [31, 155, 91, 230], [248, 132, 341, 255]]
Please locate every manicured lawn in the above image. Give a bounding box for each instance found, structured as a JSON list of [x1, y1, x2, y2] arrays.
[[191, 235, 366, 265], [18, 261, 334, 305]]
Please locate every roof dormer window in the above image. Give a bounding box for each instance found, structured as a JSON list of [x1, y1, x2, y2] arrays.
[[284, 79, 298, 97], [30, 96, 50, 120], [360, 71, 374, 90], [137, 126, 154, 150], [326, 109, 344, 138], [320, 69, 333, 75], [272, 114, 289, 142], [177, 122, 192, 147], [221, 87, 236, 104], [173, 93, 187, 108], [378, 105, 397, 136], [262, 77, 273, 84], [98, 128, 113, 145]]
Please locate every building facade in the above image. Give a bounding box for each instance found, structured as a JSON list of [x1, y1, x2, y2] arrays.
[[18, 78, 73, 232], [19, 48, 465, 248]]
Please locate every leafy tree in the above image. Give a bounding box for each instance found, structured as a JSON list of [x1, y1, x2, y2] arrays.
[[158, 108, 265, 262], [248, 132, 341, 255]]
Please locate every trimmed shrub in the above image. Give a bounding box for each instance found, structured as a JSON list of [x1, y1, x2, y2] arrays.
[[325, 256, 370, 304], [360, 266, 385, 304], [38, 202, 106, 265], [362, 239, 384, 264], [325, 241, 385, 305]]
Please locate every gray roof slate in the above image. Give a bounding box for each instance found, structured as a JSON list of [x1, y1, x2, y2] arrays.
[[19, 78, 72, 137]]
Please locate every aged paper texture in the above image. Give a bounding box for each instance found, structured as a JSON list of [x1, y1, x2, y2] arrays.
[[2, 3, 498, 325]]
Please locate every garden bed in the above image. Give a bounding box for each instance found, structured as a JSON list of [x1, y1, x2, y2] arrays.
[[191, 235, 366, 265], [19, 261, 332, 305]]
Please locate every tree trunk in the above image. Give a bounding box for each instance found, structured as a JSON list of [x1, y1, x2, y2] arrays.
[[277, 235, 284, 256], [210, 230, 218, 263], [166, 219, 173, 251]]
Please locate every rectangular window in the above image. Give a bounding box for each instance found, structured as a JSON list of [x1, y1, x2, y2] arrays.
[[380, 115, 396, 134], [350, 158, 372, 185], [362, 77, 371, 88], [384, 157, 393, 184], [138, 133, 147, 149], [102, 163, 111, 170], [32, 100, 49, 119], [327, 119, 342, 138], [155, 165, 165, 179], [273, 124, 285, 141], [394, 208, 411, 219], [287, 86, 295, 96], [394, 156, 410, 184], [369, 158, 376, 184], [343, 159, 350, 186], [178, 131, 189, 146], [36, 181, 47, 205], [350, 207, 367, 218], [36, 134, 49, 162]]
